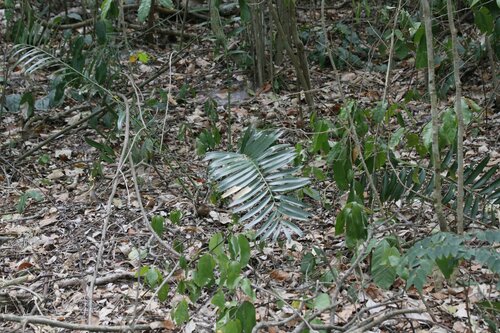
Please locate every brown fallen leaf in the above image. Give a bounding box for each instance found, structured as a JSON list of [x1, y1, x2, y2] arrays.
[[269, 269, 289, 282]]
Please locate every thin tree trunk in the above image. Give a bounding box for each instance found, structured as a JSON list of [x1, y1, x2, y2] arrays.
[[446, 0, 464, 234], [485, 36, 499, 111], [421, 0, 448, 232], [251, 0, 266, 87], [209, 0, 226, 46], [269, 2, 314, 112]]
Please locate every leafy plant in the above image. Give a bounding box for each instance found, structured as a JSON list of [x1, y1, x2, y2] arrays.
[[205, 127, 310, 240], [373, 154, 499, 225], [196, 126, 221, 155], [398, 230, 500, 291], [16, 189, 44, 213]]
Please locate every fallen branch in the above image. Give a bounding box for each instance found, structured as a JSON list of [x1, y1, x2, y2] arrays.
[[57, 271, 135, 288], [345, 308, 427, 333], [0, 314, 159, 332], [0, 275, 34, 288], [251, 313, 299, 333]]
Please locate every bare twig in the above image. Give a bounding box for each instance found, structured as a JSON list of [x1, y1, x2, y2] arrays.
[[87, 93, 131, 324], [345, 308, 427, 333], [57, 271, 135, 288], [382, 0, 402, 104], [0, 275, 34, 288], [128, 151, 181, 259], [321, 0, 345, 101], [14, 107, 106, 163], [251, 313, 300, 333], [0, 314, 157, 332]]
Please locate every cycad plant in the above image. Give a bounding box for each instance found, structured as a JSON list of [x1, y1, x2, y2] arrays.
[[205, 127, 310, 240]]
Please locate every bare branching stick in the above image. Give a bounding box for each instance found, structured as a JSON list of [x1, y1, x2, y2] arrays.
[[128, 153, 181, 259], [14, 107, 106, 163], [87, 93, 131, 324], [0, 314, 156, 332], [321, 0, 345, 101], [344, 308, 427, 333], [57, 272, 135, 288], [0, 275, 34, 288], [251, 313, 300, 333], [382, 0, 403, 104]]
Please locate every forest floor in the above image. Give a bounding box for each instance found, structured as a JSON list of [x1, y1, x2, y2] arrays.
[[1, 3, 499, 333]]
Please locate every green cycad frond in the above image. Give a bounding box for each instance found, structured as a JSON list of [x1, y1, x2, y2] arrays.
[[205, 128, 310, 240], [376, 154, 499, 224], [11, 44, 113, 97], [12, 44, 61, 75]]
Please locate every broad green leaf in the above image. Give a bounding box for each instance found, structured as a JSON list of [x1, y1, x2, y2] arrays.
[[138, 0, 152, 22], [300, 252, 315, 274], [136, 266, 150, 277], [95, 61, 107, 84], [209, 232, 224, 257], [158, 0, 174, 8], [240, 278, 256, 300], [406, 132, 419, 147], [310, 120, 330, 154], [101, 0, 113, 19], [26, 190, 43, 201], [389, 128, 405, 149], [226, 261, 242, 289], [173, 299, 189, 325], [128, 247, 147, 261], [474, 7, 494, 34], [238, 235, 251, 266], [222, 320, 242, 333], [415, 29, 428, 69], [373, 102, 387, 124], [372, 240, 400, 289], [235, 301, 256, 333], [421, 122, 432, 150], [169, 209, 183, 224], [95, 20, 107, 44], [440, 109, 457, 145], [229, 235, 239, 260], [239, 0, 251, 22], [211, 290, 225, 308], [137, 51, 150, 64], [435, 256, 459, 279], [469, 0, 481, 7], [145, 267, 160, 287], [194, 254, 215, 287], [346, 202, 368, 248], [151, 215, 165, 236], [16, 193, 28, 213], [406, 258, 433, 292], [330, 143, 350, 190], [313, 293, 331, 311], [158, 283, 170, 302], [303, 187, 321, 200], [335, 208, 346, 235]]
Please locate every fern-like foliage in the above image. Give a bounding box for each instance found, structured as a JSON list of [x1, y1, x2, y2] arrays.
[[373, 154, 499, 225], [399, 230, 500, 291], [205, 128, 310, 240], [11, 43, 114, 98]]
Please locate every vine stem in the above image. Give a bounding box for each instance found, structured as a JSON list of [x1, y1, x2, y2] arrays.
[[87, 93, 131, 324]]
